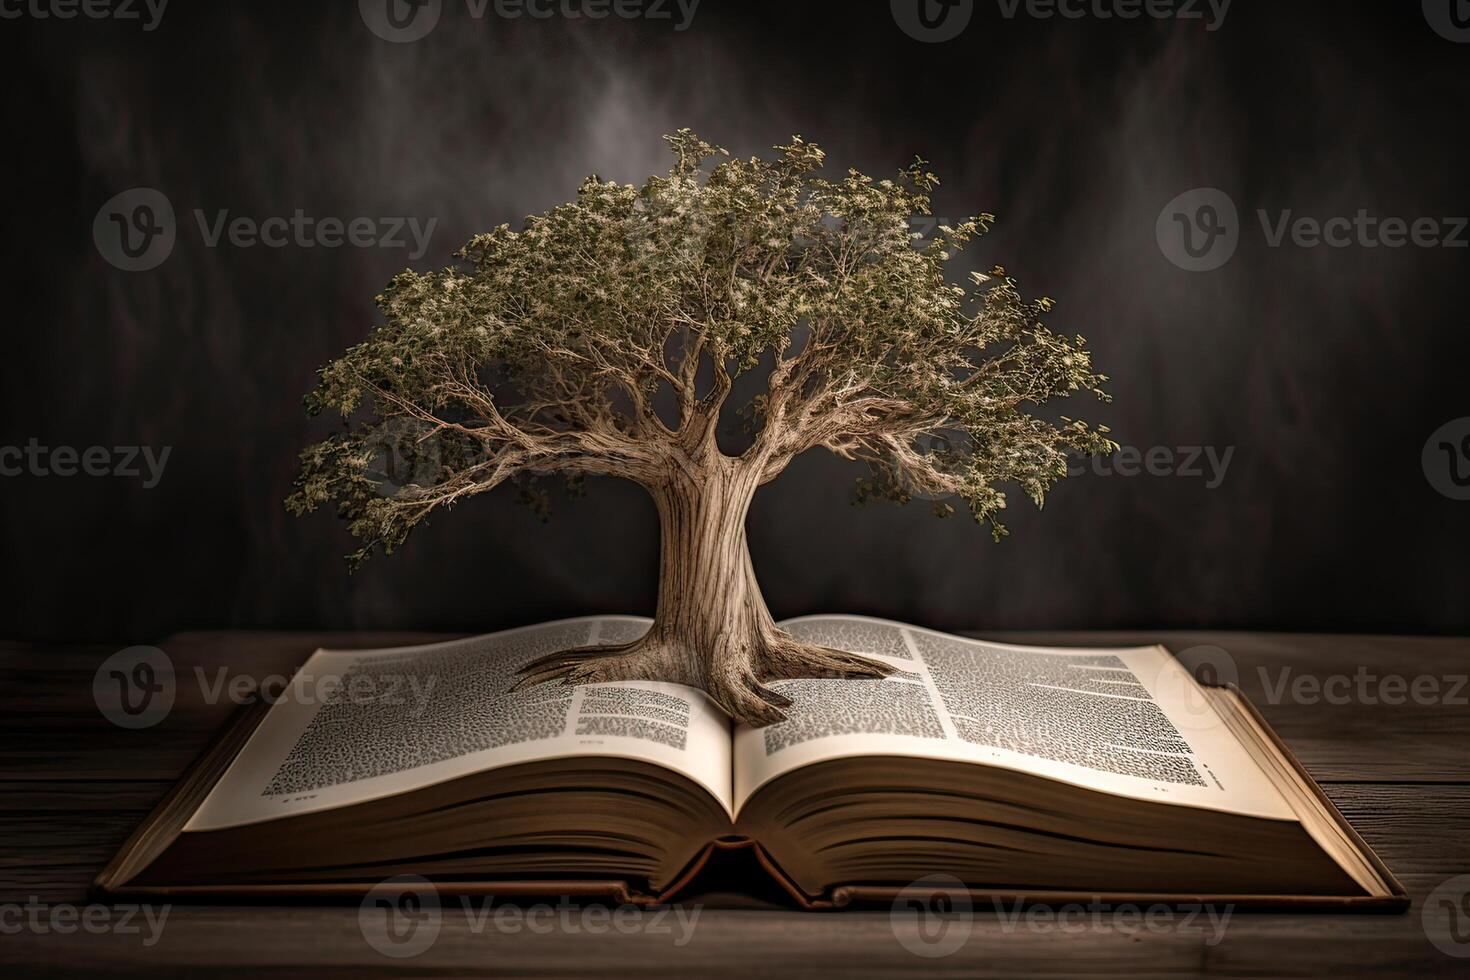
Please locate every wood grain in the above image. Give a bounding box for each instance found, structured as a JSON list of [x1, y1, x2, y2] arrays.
[[2, 630, 1467, 977]]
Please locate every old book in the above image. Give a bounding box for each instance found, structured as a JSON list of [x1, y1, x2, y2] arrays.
[[96, 616, 1406, 910]]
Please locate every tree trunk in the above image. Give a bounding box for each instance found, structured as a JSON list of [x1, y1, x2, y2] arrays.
[[517, 459, 893, 725]]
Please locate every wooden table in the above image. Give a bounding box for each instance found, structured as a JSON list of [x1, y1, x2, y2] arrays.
[[3, 630, 1468, 977]]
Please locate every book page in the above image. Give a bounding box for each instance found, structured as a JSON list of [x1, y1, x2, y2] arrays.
[[733, 616, 1295, 821], [187, 617, 734, 830]]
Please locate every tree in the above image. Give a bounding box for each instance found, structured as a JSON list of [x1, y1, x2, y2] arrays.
[[287, 130, 1115, 725]]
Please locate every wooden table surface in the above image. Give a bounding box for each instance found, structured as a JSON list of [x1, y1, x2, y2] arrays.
[[2, 629, 1468, 977]]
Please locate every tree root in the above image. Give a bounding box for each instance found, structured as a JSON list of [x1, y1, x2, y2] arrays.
[[511, 642, 658, 690], [514, 632, 896, 727]]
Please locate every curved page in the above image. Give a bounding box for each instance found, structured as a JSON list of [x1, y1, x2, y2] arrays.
[[734, 615, 1294, 822], [187, 617, 733, 831]]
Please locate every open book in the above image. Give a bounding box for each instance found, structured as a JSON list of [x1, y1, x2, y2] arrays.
[[97, 616, 1405, 909]]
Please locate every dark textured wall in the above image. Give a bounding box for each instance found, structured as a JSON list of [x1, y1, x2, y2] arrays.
[[3, 1, 1468, 642]]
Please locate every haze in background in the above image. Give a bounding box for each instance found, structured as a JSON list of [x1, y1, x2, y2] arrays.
[[2, 0, 1466, 640]]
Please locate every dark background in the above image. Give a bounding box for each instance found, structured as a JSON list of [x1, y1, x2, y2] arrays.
[[2, 0, 1467, 643]]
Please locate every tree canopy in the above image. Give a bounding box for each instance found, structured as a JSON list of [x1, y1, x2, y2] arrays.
[[288, 130, 1115, 563]]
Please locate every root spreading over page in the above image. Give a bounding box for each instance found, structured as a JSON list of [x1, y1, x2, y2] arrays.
[[736, 617, 1290, 818], [105, 616, 1394, 905], [192, 615, 1287, 829], [190, 617, 735, 828]]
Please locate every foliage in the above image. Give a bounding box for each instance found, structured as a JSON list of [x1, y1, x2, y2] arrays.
[[288, 130, 1115, 565]]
